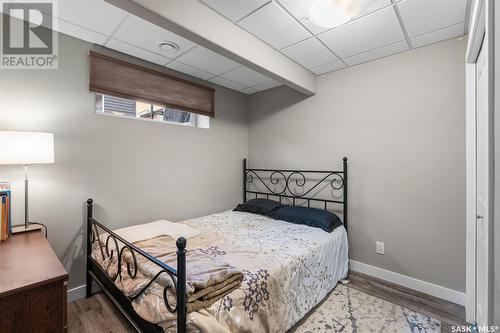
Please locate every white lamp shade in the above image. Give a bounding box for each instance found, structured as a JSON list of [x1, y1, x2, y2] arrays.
[[0, 131, 55, 165]]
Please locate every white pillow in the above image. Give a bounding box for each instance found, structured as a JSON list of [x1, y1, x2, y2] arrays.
[[114, 220, 200, 244]]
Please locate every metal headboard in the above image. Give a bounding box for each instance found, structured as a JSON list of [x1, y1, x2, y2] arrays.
[[243, 157, 348, 231]]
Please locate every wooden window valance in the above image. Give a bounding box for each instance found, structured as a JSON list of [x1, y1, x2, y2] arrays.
[[89, 51, 215, 117]]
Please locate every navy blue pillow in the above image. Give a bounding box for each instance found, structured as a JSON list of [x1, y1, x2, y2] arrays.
[[234, 198, 284, 215], [268, 206, 343, 232]]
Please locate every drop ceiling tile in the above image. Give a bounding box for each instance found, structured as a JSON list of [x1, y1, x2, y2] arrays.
[[411, 23, 465, 48], [106, 39, 170, 65], [239, 87, 258, 95], [317, 6, 405, 58], [252, 80, 282, 91], [166, 61, 214, 81], [220, 66, 271, 87], [343, 40, 409, 66], [281, 37, 338, 68], [397, 0, 467, 37], [277, 0, 391, 35], [309, 60, 345, 75], [57, 19, 108, 44], [200, 0, 270, 22], [358, 0, 394, 15], [57, 0, 127, 36], [209, 77, 246, 91], [113, 15, 196, 58], [175, 46, 240, 75], [238, 2, 311, 49]]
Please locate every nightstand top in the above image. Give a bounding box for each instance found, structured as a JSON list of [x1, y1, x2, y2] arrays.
[[0, 231, 68, 297]]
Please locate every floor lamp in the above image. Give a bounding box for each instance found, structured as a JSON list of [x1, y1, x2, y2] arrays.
[[0, 131, 55, 233]]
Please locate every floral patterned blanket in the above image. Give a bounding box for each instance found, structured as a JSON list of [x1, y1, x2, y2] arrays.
[[119, 235, 244, 313], [92, 210, 348, 332]]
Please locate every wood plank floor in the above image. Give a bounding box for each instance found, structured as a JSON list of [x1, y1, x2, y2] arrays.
[[67, 271, 466, 332], [68, 291, 135, 333], [347, 271, 466, 332]]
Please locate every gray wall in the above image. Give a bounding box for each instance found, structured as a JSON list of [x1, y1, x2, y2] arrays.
[[248, 38, 467, 292], [0, 32, 468, 294], [0, 33, 248, 289], [494, 0, 500, 323]]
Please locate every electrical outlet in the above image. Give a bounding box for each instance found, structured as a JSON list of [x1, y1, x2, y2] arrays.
[[376, 241, 385, 255]]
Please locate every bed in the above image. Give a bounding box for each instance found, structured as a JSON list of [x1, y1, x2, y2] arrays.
[[86, 157, 349, 333]]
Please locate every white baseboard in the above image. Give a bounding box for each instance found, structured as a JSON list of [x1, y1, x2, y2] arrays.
[[67, 284, 86, 303], [349, 260, 465, 306], [68, 262, 466, 306]]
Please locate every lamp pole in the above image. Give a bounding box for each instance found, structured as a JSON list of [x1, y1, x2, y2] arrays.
[[24, 165, 29, 229], [0, 131, 54, 234]]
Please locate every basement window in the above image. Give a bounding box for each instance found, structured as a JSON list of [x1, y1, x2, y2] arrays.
[[95, 94, 210, 129]]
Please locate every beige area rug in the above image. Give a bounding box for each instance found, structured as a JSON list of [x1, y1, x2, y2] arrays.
[[290, 283, 441, 333]]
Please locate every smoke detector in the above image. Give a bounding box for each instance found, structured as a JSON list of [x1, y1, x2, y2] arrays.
[[158, 41, 180, 53]]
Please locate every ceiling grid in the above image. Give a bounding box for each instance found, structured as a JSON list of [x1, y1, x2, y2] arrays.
[[15, 0, 470, 95]]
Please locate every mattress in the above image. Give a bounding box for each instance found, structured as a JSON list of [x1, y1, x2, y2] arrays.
[[92, 210, 349, 332]]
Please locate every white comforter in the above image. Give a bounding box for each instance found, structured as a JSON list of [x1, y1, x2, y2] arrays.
[[103, 210, 349, 332]]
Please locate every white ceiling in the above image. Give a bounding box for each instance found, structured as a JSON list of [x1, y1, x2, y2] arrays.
[[238, 2, 311, 50], [22, 0, 281, 95], [276, 0, 391, 35], [201, 0, 470, 75], [10, 0, 470, 95]]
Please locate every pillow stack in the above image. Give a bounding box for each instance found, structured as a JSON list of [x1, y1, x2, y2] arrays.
[[234, 198, 343, 233]]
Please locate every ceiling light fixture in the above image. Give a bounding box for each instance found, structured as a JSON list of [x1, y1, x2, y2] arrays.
[[308, 0, 361, 29], [158, 41, 180, 53]]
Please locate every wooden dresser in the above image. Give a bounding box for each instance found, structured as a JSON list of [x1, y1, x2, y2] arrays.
[[0, 231, 68, 333]]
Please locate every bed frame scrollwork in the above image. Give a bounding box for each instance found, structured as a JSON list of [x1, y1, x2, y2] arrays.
[[243, 157, 348, 230], [85, 157, 348, 333], [86, 199, 186, 333]]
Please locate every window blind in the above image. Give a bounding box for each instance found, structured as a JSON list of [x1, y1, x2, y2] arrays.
[[89, 51, 215, 117], [102, 95, 136, 116]]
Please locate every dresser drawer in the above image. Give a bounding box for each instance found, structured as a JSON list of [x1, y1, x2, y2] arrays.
[[0, 279, 67, 333], [0, 231, 68, 333]]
